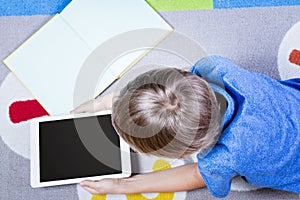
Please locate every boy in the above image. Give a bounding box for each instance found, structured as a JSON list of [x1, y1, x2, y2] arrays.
[[71, 56, 300, 198]]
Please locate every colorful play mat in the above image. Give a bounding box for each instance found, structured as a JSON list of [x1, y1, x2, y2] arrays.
[[1, 0, 300, 200]]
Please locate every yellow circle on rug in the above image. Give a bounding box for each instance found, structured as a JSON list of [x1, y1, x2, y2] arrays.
[[91, 194, 106, 200], [126, 159, 175, 200]]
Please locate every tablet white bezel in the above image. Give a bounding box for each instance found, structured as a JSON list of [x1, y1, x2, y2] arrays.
[[30, 110, 131, 188]]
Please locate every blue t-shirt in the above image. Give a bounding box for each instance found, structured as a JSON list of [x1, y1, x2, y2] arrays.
[[189, 56, 300, 198]]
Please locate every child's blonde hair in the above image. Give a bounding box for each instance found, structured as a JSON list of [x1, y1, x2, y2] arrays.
[[112, 68, 222, 158]]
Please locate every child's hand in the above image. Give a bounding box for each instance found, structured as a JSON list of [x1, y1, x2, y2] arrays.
[[80, 164, 205, 195], [70, 93, 113, 114], [80, 178, 126, 194]]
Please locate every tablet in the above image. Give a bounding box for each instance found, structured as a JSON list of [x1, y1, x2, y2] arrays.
[[30, 110, 131, 188]]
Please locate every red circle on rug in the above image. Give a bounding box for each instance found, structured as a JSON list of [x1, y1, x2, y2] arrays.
[[9, 100, 49, 123]]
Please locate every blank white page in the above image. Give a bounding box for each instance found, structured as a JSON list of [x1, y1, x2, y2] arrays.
[[61, 0, 172, 49], [5, 15, 95, 115], [4, 0, 172, 116], [61, 0, 172, 79]]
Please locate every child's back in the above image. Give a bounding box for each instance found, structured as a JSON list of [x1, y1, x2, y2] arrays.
[[189, 56, 300, 197]]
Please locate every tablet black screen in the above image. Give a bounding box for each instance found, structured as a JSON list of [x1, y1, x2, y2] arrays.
[[39, 114, 122, 182]]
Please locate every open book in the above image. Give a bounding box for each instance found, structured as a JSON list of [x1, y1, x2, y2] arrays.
[[4, 0, 172, 116]]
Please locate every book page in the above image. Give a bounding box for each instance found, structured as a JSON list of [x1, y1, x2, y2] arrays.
[[4, 15, 106, 115], [61, 0, 173, 77], [4, 0, 172, 116], [61, 0, 172, 49]]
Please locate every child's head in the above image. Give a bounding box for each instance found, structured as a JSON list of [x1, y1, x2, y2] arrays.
[[112, 68, 222, 158]]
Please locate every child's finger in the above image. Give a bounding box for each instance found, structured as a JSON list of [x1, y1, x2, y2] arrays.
[[80, 180, 97, 188], [81, 185, 99, 194], [71, 101, 93, 114], [70, 106, 87, 114], [80, 181, 99, 193]]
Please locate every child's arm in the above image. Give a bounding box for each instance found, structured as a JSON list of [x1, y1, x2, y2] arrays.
[[80, 163, 206, 194], [70, 93, 113, 114]]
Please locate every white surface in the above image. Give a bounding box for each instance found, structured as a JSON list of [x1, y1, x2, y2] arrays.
[[4, 0, 172, 116], [61, 0, 172, 50], [0, 73, 32, 159], [5, 15, 91, 115], [278, 20, 300, 80]]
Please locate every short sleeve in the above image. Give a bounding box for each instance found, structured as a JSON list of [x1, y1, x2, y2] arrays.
[[197, 145, 237, 198], [189, 55, 251, 87]]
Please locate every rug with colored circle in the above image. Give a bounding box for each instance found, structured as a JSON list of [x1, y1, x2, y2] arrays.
[[1, 1, 300, 200]]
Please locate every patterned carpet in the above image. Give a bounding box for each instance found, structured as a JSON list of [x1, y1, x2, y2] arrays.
[[1, 1, 300, 199]]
